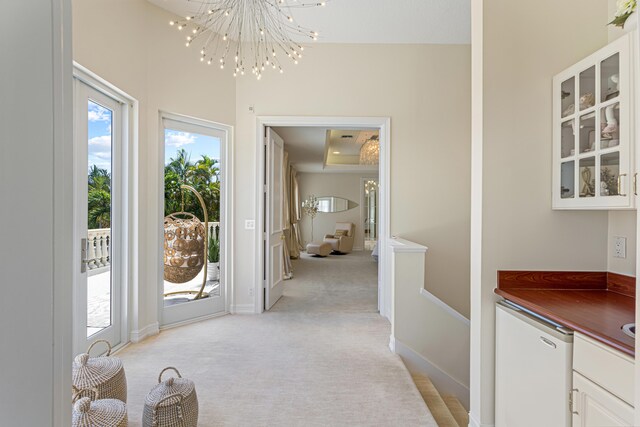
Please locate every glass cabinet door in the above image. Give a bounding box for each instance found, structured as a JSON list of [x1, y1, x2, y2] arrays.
[[553, 33, 631, 209]]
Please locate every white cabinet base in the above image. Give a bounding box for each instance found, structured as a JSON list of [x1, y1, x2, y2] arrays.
[[572, 371, 634, 426]]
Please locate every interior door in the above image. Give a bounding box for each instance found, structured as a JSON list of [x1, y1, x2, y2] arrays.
[[73, 79, 123, 354], [264, 127, 285, 310]]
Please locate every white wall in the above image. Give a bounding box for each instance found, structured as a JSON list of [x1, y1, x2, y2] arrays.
[[471, 1, 609, 425], [297, 172, 377, 249], [235, 43, 472, 317], [1, 0, 73, 425], [73, 0, 236, 332], [607, 0, 638, 278]]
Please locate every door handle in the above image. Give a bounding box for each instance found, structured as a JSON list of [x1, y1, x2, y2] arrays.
[[80, 238, 89, 273], [539, 336, 556, 349], [634, 173, 637, 196], [618, 173, 627, 196]]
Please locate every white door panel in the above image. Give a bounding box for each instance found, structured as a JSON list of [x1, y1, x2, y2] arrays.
[[265, 127, 285, 309], [73, 79, 123, 354]]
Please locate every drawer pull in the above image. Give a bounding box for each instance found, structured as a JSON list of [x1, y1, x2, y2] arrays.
[[569, 388, 579, 415], [540, 336, 556, 349]]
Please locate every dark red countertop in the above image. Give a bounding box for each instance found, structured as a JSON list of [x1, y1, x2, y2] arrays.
[[495, 271, 635, 357]]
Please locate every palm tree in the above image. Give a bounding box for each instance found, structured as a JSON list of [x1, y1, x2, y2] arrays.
[[164, 152, 221, 221], [88, 166, 111, 229], [166, 149, 193, 182]]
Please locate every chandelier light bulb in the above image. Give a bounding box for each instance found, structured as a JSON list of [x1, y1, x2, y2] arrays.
[[169, 0, 328, 79]]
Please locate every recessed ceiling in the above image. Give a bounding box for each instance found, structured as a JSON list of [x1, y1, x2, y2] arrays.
[[271, 127, 379, 173], [147, 0, 470, 44]]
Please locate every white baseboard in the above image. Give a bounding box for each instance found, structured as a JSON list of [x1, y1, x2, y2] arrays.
[[130, 322, 159, 343], [468, 413, 493, 427], [394, 338, 470, 410], [160, 311, 229, 331], [389, 334, 396, 352], [230, 303, 256, 314]]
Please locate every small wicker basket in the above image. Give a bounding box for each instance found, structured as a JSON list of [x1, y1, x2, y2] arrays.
[[143, 367, 198, 427], [73, 340, 127, 403], [72, 389, 128, 427]]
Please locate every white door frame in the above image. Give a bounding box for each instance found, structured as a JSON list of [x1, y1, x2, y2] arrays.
[[157, 111, 234, 328], [254, 116, 392, 320], [72, 63, 138, 353]]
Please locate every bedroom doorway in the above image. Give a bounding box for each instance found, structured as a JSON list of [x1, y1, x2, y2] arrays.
[[255, 117, 391, 319]]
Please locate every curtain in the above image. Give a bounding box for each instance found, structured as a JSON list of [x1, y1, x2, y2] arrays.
[[287, 163, 303, 258], [282, 152, 294, 279]]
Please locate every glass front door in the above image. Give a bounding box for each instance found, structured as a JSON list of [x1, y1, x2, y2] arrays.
[[73, 80, 124, 353], [160, 115, 227, 326]]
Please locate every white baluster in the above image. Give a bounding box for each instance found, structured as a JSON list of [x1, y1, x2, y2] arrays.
[[104, 235, 110, 268], [88, 236, 97, 270], [95, 235, 104, 267]]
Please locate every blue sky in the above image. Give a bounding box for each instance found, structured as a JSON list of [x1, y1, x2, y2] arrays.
[[88, 101, 112, 171], [87, 100, 221, 171], [164, 129, 220, 166]]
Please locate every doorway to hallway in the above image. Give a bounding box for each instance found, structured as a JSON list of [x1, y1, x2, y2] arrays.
[[255, 117, 391, 318]]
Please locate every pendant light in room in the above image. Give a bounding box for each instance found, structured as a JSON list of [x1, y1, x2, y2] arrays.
[[359, 135, 380, 165], [169, 0, 328, 80]]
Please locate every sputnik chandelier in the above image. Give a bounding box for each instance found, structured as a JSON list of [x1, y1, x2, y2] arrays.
[[169, 0, 327, 80]]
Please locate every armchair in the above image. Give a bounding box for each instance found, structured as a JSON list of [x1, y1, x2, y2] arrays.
[[323, 222, 355, 254]]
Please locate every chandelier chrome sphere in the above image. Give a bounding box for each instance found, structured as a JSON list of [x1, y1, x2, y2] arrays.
[[359, 135, 380, 165], [169, 0, 327, 80]]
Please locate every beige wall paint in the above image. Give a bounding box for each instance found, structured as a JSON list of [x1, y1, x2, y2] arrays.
[[73, 0, 236, 330], [608, 211, 637, 275], [235, 43, 472, 316], [297, 172, 377, 249], [606, 0, 638, 278], [473, 0, 610, 424]]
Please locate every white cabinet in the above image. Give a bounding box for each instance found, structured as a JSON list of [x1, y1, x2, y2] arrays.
[[571, 333, 635, 427], [495, 302, 573, 427], [553, 33, 634, 209], [572, 372, 634, 427]]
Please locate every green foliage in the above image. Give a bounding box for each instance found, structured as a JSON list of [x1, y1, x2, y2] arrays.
[[164, 149, 221, 221], [85, 149, 221, 231], [208, 226, 220, 263], [88, 165, 111, 229]]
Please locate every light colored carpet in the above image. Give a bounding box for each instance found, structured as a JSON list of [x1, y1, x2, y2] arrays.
[[116, 251, 437, 426]]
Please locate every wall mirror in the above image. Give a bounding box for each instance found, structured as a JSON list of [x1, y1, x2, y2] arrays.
[[317, 196, 358, 213], [363, 179, 378, 250]]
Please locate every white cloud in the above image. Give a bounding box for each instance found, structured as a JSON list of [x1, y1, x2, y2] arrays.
[[89, 135, 111, 148], [88, 103, 111, 122], [165, 131, 196, 148], [93, 151, 112, 160]]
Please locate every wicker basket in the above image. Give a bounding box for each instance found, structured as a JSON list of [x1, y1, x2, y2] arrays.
[[73, 340, 127, 403], [72, 389, 128, 427], [143, 367, 198, 427]]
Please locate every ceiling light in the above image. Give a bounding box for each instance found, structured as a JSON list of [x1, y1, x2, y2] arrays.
[[169, 0, 329, 80], [359, 135, 379, 165], [332, 151, 340, 154]]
